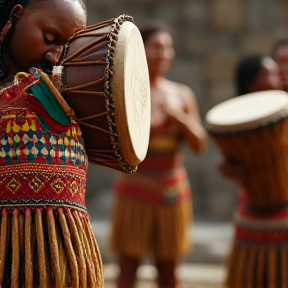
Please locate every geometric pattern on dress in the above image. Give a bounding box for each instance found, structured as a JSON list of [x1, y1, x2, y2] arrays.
[[0, 162, 87, 210], [0, 109, 88, 166]]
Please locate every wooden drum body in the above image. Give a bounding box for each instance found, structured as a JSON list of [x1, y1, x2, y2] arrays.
[[206, 90, 288, 209], [56, 15, 151, 173]]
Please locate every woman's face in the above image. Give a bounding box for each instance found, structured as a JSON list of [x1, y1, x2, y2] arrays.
[[251, 57, 283, 91], [7, 0, 87, 73], [274, 45, 288, 72], [274, 45, 288, 89], [144, 31, 175, 77]]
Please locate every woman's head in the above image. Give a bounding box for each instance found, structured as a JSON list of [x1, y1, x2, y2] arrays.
[[271, 39, 288, 90], [235, 54, 282, 95], [140, 20, 175, 79], [0, 0, 87, 80]]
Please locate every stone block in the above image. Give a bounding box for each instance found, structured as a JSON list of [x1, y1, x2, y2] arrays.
[[204, 52, 239, 81], [181, 36, 213, 57], [207, 80, 235, 107], [177, 0, 207, 28], [209, 0, 245, 30], [240, 34, 275, 54]]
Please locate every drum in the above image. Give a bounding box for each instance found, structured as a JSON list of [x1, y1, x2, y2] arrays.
[[206, 90, 288, 209], [54, 15, 151, 173]]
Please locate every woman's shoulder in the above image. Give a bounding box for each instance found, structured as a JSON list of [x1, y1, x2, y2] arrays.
[[165, 78, 193, 91], [165, 79, 196, 103]]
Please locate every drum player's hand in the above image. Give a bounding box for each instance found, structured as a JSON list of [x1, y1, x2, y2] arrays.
[[218, 158, 247, 183], [162, 103, 207, 153], [162, 103, 184, 123]]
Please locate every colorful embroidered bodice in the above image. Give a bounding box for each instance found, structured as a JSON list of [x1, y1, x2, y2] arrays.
[[0, 69, 89, 213]]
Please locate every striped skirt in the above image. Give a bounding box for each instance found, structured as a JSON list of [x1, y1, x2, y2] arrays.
[[110, 166, 192, 260], [225, 193, 288, 288]]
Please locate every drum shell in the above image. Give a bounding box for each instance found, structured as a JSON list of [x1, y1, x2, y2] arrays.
[[60, 29, 112, 154], [208, 114, 288, 209]]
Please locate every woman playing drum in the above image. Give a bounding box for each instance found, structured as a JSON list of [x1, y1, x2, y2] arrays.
[[214, 54, 287, 288], [110, 20, 207, 288], [0, 0, 102, 287]]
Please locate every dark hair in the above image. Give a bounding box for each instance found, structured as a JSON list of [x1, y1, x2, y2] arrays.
[[0, 0, 86, 79], [0, 0, 28, 31], [139, 20, 174, 45], [270, 38, 288, 59], [235, 54, 264, 95]]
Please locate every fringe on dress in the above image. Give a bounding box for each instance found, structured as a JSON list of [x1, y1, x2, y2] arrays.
[[0, 207, 103, 288]]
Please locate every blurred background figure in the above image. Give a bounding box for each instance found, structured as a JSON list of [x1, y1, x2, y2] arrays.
[[219, 54, 283, 180], [217, 54, 288, 288], [270, 39, 288, 91], [236, 54, 283, 95], [109, 20, 207, 288]]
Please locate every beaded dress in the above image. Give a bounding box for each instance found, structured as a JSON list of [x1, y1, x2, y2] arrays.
[[0, 68, 103, 288]]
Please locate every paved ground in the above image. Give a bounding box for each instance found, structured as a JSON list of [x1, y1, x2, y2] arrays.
[[103, 263, 225, 288], [91, 220, 234, 288]]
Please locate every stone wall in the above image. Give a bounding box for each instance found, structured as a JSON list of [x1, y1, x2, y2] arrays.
[[85, 0, 288, 221]]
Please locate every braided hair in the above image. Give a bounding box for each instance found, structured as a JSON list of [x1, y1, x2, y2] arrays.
[[0, 0, 87, 79]]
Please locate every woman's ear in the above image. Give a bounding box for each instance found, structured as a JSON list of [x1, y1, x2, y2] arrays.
[[10, 4, 24, 20]]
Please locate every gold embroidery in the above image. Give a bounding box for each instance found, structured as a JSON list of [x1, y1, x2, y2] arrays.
[[70, 181, 79, 197], [51, 178, 65, 194], [29, 176, 45, 193], [7, 177, 21, 194]]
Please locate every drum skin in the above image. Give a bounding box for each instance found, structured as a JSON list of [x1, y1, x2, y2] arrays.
[[57, 15, 151, 173]]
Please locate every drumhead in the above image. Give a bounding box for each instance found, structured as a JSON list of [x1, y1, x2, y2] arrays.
[[112, 21, 151, 166], [206, 90, 288, 130]]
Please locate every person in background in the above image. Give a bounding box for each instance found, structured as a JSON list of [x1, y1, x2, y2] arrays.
[[236, 54, 283, 95], [219, 54, 283, 180], [270, 38, 288, 91], [0, 0, 104, 287], [110, 20, 207, 288], [218, 54, 287, 288]]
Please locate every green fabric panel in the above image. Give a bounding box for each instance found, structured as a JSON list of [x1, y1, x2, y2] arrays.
[[36, 113, 51, 131], [29, 80, 71, 126]]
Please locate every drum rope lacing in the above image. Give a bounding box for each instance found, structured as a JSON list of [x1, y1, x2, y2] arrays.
[[59, 15, 137, 173]]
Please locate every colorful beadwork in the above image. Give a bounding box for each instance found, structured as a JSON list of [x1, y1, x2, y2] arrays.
[[0, 107, 87, 166]]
